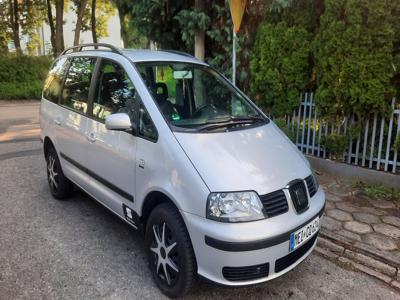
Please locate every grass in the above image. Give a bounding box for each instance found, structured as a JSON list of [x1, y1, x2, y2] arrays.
[[354, 181, 400, 201]]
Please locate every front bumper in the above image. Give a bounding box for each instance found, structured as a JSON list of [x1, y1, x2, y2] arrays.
[[182, 187, 325, 286]]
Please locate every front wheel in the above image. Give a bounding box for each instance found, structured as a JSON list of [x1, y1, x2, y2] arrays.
[[145, 203, 197, 298]]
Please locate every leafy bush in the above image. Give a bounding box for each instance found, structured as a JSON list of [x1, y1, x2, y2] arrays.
[[321, 132, 348, 158], [314, 0, 396, 117], [0, 55, 52, 99], [250, 22, 311, 116]]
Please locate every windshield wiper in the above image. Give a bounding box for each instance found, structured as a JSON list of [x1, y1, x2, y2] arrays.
[[230, 116, 265, 122], [197, 116, 265, 132]]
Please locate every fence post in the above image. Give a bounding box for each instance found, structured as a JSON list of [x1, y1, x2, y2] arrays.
[[306, 93, 313, 154], [300, 93, 308, 152], [312, 94, 317, 156], [376, 116, 386, 170], [369, 113, 378, 169], [384, 98, 395, 171], [361, 119, 369, 167], [393, 99, 400, 173], [296, 94, 302, 146]]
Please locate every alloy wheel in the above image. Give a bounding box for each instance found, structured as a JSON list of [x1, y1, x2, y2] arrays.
[[47, 154, 59, 192], [150, 222, 180, 286]]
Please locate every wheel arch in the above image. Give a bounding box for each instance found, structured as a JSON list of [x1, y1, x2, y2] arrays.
[[43, 136, 55, 159], [140, 190, 182, 232]]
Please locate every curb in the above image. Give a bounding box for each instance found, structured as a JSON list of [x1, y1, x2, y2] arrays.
[[316, 234, 400, 292]]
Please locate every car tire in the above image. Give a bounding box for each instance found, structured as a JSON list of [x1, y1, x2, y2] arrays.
[[145, 202, 197, 298], [46, 147, 73, 200]]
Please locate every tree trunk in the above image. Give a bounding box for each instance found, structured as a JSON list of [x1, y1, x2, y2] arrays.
[[46, 0, 56, 56], [91, 0, 98, 44], [194, 0, 205, 60], [118, 10, 128, 47], [73, 0, 89, 46], [9, 0, 22, 55], [55, 0, 64, 55]]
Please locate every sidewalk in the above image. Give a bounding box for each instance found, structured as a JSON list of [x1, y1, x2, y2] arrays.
[[316, 171, 400, 290], [0, 101, 40, 142]]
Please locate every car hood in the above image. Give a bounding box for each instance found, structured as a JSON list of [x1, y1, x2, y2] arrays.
[[174, 123, 311, 195]]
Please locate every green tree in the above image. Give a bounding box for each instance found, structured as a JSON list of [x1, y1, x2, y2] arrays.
[[75, 0, 115, 43], [314, 0, 396, 117], [0, 1, 11, 53], [250, 22, 311, 116]]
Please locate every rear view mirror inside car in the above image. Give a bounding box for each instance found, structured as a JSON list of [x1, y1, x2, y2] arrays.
[[173, 70, 192, 79]]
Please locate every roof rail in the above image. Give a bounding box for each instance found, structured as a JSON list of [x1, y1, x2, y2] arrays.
[[163, 50, 195, 58], [60, 43, 123, 56]]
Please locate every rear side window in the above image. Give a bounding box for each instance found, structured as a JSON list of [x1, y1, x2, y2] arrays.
[[43, 57, 68, 103], [92, 59, 138, 122], [61, 57, 96, 114]]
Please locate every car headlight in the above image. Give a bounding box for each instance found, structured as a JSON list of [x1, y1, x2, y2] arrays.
[[206, 191, 264, 222]]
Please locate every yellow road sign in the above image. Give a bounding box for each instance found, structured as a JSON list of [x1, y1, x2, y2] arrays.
[[229, 0, 247, 33]]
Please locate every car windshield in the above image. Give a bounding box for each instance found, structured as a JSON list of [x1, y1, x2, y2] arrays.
[[136, 62, 267, 132]]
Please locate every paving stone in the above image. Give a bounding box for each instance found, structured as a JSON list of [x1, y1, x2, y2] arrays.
[[353, 212, 381, 224], [321, 216, 342, 231], [382, 216, 400, 228], [325, 192, 343, 202], [391, 280, 400, 291], [363, 233, 398, 251], [327, 185, 351, 198], [325, 201, 335, 210], [338, 257, 392, 283], [327, 209, 353, 222], [369, 199, 396, 209], [343, 249, 397, 276], [335, 202, 361, 213], [359, 206, 387, 216], [337, 230, 362, 242], [314, 246, 339, 259], [317, 237, 344, 255], [344, 221, 372, 234], [373, 224, 400, 239], [351, 262, 393, 283]]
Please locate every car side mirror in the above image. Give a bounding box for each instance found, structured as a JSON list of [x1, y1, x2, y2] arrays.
[[105, 113, 133, 132]]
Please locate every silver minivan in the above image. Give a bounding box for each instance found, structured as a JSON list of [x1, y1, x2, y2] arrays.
[[40, 43, 325, 298]]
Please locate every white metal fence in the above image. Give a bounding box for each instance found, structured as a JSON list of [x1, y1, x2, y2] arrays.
[[286, 93, 400, 174]]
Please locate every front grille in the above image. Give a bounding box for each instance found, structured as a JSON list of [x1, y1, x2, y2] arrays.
[[274, 233, 318, 273], [223, 263, 269, 281], [288, 180, 309, 213], [305, 175, 317, 198], [259, 190, 289, 218]]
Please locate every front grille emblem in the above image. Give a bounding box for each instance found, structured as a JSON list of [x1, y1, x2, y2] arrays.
[[287, 179, 309, 213]]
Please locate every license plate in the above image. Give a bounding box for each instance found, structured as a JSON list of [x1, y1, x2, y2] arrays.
[[289, 216, 319, 252]]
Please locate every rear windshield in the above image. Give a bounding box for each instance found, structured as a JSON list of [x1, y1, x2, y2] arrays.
[[136, 62, 267, 132]]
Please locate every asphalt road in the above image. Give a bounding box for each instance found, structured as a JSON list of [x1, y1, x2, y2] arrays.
[[0, 102, 399, 299]]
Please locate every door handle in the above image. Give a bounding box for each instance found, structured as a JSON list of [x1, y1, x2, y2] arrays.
[[87, 132, 97, 143], [54, 119, 61, 126]]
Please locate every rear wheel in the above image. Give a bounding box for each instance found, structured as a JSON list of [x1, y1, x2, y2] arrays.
[[46, 147, 73, 199], [145, 202, 197, 298]]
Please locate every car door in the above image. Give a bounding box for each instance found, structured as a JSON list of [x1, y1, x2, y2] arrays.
[[56, 56, 97, 188], [84, 58, 137, 215]]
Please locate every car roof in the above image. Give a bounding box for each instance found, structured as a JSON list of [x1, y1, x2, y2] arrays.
[[121, 49, 207, 65], [63, 48, 207, 66]]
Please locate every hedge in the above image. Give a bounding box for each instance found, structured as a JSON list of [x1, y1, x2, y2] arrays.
[[0, 55, 52, 100]]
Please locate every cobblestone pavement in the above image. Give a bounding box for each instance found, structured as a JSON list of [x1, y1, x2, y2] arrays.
[[316, 170, 400, 291], [318, 172, 400, 269]]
